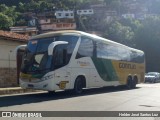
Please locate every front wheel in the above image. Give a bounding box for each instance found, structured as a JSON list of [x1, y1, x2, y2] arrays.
[[73, 77, 83, 94], [126, 77, 133, 89]]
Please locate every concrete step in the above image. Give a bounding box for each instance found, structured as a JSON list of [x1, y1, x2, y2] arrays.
[[0, 87, 40, 95]]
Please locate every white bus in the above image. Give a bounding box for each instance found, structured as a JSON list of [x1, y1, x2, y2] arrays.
[[16, 30, 145, 94]]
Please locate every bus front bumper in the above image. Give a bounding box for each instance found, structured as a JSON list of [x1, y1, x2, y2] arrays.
[[19, 79, 56, 91]]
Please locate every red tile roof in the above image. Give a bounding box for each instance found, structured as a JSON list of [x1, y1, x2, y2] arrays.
[[0, 30, 29, 42]]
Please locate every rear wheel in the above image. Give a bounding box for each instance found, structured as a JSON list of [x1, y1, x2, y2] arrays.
[[132, 77, 138, 89]]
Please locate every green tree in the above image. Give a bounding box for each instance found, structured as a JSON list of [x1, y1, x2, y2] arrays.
[[0, 4, 19, 30], [0, 4, 8, 12], [135, 16, 160, 72], [120, 18, 142, 32], [18, 2, 25, 12], [0, 13, 13, 30], [4, 6, 20, 24], [104, 21, 134, 47]]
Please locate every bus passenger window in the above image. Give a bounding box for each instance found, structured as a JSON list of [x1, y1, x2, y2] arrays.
[[76, 37, 93, 59], [130, 51, 144, 63], [97, 43, 119, 60], [97, 42, 108, 59], [118, 47, 131, 61], [53, 45, 67, 69]]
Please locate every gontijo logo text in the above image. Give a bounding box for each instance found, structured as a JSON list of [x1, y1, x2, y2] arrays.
[[119, 63, 136, 69]]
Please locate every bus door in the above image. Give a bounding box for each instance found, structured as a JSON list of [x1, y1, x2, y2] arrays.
[[54, 67, 71, 90], [53, 44, 71, 90]]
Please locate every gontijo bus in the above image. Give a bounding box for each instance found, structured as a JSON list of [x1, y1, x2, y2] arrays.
[[15, 30, 145, 94]]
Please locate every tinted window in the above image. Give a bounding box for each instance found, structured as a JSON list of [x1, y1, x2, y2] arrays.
[[54, 45, 67, 69], [76, 37, 93, 58], [28, 35, 78, 54], [118, 47, 131, 61], [28, 38, 55, 53], [60, 35, 78, 56], [53, 35, 79, 69], [96, 42, 108, 59], [130, 51, 144, 63], [118, 48, 144, 63], [36, 38, 55, 53], [107, 45, 119, 60], [97, 42, 119, 60], [25, 35, 79, 72], [96, 42, 144, 63], [27, 40, 38, 53]]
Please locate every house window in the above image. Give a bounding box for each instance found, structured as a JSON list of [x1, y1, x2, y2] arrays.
[[58, 13, 61, 16], [65, 13, 69, 16]]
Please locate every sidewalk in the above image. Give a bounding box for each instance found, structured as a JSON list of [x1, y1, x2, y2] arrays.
[[0, 87, 40, 95]]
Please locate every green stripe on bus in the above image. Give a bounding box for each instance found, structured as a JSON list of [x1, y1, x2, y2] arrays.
[[92, 58, 119, 81]]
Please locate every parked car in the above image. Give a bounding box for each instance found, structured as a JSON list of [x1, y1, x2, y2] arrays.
[[145, 72, 160, 83]]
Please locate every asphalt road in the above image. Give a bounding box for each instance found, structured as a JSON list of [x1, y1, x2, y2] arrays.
[[0, 83, 160, 120]]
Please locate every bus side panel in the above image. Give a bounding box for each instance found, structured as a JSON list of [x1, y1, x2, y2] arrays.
[[91, 57, 145, 85], [70, 57, 119, 89], [111, 61, 145, 84], [69, 57, 96, 89], [91, 58, 119, 82]]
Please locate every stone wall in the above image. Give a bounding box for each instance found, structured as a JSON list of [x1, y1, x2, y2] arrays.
[[0, 68, 18, 87]]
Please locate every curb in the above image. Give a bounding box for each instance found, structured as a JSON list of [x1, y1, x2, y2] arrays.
[[0, 87, 40, 95]]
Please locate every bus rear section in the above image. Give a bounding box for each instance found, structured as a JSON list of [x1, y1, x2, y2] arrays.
[[91, 41, 145, 89]]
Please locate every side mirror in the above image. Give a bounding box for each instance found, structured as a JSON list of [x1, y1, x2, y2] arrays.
[[48, 41, 68, 55], [14, 45, 27, 56], [14, 44, 27, 84]]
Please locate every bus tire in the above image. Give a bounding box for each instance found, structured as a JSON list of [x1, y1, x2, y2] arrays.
[[132, 76, 138, 89], [73, 77, 84, 94], [126, 77, 133, 89]]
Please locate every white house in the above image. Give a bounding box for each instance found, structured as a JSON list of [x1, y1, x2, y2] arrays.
[[55, 10, 74, 19], [77, 9, 94, 15], [0, 30, 29, 87]]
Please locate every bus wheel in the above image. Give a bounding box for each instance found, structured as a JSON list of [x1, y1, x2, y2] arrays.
[[73, 77, 83, 94], [132, 77, 138, 89], [126, 77, 133, 89]]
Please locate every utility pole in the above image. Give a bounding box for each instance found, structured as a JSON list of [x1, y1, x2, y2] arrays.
[[74, 1, 79, 30], [74, 1, 87, 31]]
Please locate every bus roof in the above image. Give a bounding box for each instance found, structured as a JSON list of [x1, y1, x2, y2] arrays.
[[31, 30, 144, 54]]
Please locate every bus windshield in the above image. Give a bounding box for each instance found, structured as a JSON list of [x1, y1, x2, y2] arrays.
[[21, 35, 79, 75]]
